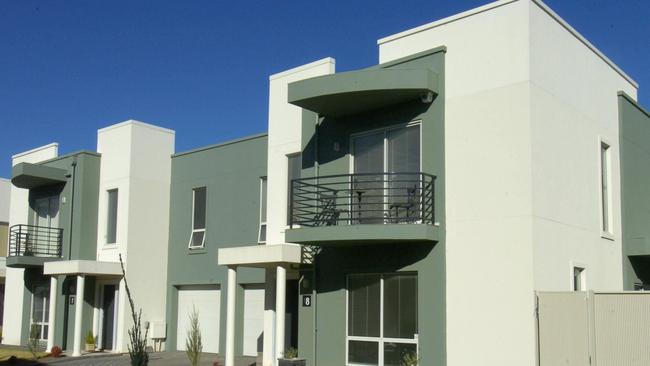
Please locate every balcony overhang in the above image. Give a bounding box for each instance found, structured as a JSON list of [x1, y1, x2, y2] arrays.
[[627, 237, 650, 257], [285, 224, 439, 246], [6, 256, 62, 269], [44, 260, 123, 276], [11, 162, 68, 189], [288, 68, 438, 118], [218, 244, 302, 268]]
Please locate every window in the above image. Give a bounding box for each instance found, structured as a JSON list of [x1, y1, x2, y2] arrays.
[[573, 266, 585, 291], [287, 153, 302, 225], [106, 189, 118, 244], [347, 273, 418, 366], [600, 142, 612, 234], [258, 177, 267, 243], [30, 282, 50, 341], [189, 187, 207, 249]]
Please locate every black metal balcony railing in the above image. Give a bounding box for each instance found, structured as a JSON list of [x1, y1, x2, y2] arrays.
[[290, 172, 435, 228], [8, 224, 63, 257]]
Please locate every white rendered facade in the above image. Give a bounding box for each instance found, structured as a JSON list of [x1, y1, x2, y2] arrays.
[[377, 0, 637, 365]]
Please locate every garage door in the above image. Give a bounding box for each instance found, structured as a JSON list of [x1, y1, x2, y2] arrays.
[[177, 285, 221, 353], [242, 285, 265, 356]]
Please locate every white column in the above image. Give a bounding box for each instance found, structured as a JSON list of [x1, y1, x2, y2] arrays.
[[115, 277, 126, 353], [225, 266, 237, 366], [275, 266, 287, 365], [72, 275, 85, 357], [46, 276, 58, 352], [262, 268, 276, 366]]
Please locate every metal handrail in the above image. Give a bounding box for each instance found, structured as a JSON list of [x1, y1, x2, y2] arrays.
[[8, 224, 63, 258], [290, 172, 436, 228]]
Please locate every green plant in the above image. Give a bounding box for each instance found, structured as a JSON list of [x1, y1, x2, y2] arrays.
[[401, 349, 419, 366], [28, 323, 40, 360], [85, 330, 95, 345], [185, 307, 203, 366], [119, 253, 149, 366], [284, 347, 298, 359]]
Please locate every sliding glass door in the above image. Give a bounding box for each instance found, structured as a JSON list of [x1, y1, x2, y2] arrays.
[[351, 123, 421, 224]]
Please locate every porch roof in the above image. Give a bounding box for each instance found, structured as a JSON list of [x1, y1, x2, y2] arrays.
[[43, 259, 122, 276], [217, 243, 302, 268]]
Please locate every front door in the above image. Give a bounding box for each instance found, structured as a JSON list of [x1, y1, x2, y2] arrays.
[[101, 285, 117, 350]]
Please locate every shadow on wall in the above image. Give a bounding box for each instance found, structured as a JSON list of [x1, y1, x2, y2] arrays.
[[302, 100, 433, 171], [315, 242, 435, 294]]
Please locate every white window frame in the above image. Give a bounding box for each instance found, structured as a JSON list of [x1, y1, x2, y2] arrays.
[[345, 273, 419, 366], [188, 187, 207, 249], [30, 282, 50, 342], [258, 176, 267, 244], [599, 139, 614, 238]]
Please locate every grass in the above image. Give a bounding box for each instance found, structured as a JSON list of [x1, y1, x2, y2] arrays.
[[0, 347, 49, 362]]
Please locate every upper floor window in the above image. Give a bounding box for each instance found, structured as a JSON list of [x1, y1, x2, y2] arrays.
[[600, 141, 612, 234], [189, 187, 207, 249], [106, 189, 118, 244], [573, 266, 585, 291], [259, 177, 267, 243], [287, 153, 302, 225]]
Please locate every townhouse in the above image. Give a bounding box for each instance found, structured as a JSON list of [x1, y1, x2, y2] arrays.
[[1, 0, 649, 365], [3, 121, 173, 355], [0, 178, 9, 332]]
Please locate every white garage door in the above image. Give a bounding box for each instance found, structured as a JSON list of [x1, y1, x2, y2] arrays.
[[242, 285, 265, 356], [177, 285, 221, 353]]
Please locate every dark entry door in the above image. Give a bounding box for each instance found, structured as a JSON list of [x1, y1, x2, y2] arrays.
[[102, 285, 116, 350]]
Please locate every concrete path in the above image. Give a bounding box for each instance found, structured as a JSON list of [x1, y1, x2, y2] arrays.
[[8, 351, 258, 366]]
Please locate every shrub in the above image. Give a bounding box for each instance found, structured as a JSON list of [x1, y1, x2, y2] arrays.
[[50, 346, 63, 357], [284, 347, 298, 359], [85, 330, 95, 345], [119, 253, 149, 366], [401, 350, 419, 366], [185, 307, 203, 366]]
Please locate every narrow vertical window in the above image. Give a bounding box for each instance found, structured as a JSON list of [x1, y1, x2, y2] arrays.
[[106, 189, 118, 244], [573, 266, 585, 291], [600, 142, 611, 233], [189, 187, 207, 249], [258, 177, 267, 243], [287, 153, 302, 225]]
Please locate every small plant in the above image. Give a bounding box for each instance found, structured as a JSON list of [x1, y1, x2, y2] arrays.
[[120, 253, 149, 366], [27, 324, 40, 359], [50, 345, 63, 357], [401, 350, 419, 366], [284, 347, 298, 359], [85, 330, 96, 345], [185, 307, 203, 366]]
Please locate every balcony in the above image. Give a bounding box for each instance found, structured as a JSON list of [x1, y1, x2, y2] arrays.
[[286, 172, 438, 245], [7, 224, 63, 268]]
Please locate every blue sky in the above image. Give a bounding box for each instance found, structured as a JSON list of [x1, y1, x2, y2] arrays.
[[1, 0, 648, 178]]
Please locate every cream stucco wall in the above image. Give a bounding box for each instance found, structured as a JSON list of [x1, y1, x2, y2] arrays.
[[2, 143, 59, 345], [377, 0, 638, 365], [265, 58, 335, 246], [96, 120, 174, 351]]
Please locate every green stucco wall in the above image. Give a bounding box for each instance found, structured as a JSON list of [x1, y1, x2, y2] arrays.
[[296, 47, 447, 366], [17, 151, 100, 349], [619, 92, 650, 289], [165, 134, 268, 355]]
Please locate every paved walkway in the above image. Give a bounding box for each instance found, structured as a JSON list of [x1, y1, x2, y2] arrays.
[[3, 351, 258, 366]]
